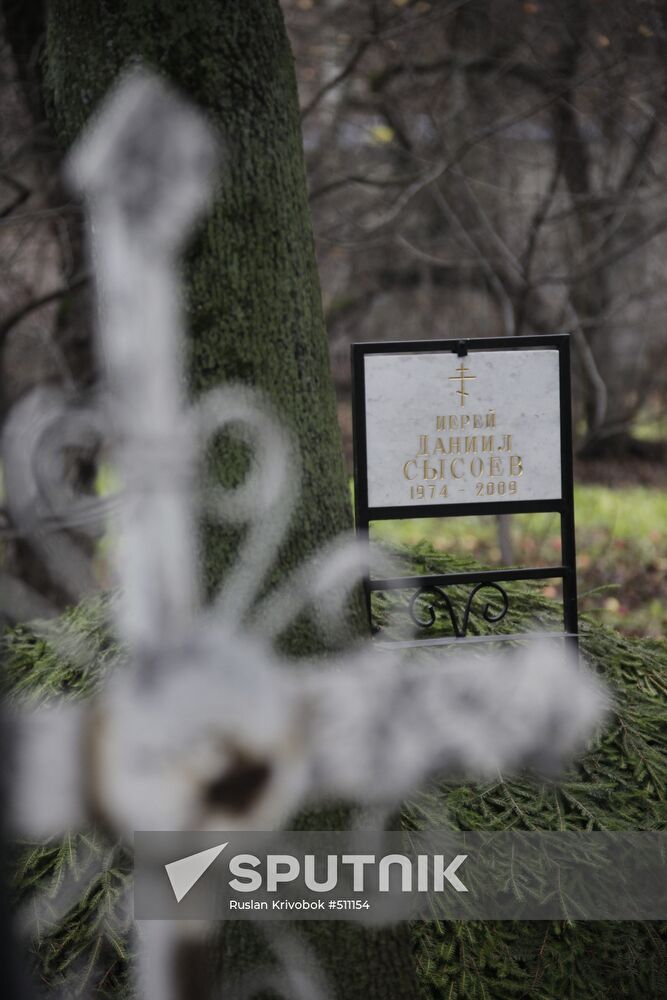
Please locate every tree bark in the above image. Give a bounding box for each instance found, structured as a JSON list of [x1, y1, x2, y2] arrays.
[[549, 2, 612, 443], [43, 0, 354, 626], [43, 2, 418, 997]]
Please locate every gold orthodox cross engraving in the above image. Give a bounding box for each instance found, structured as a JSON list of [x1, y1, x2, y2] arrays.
[[449, 363, 476, 406]]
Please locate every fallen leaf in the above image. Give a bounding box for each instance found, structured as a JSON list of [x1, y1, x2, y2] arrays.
[[370, 124, 395, 144]]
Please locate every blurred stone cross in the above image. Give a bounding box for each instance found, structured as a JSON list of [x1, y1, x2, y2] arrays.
[[68, 69, 218, 661], [5, 69, 606, 1000]]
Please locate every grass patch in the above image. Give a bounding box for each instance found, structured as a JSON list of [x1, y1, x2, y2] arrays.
[[370, 483, 667, 639]]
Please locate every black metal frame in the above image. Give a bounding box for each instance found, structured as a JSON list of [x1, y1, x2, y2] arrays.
[[351, 334, 578, 645]]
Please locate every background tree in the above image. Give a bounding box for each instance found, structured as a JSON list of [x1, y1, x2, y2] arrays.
[[44, 0, 356, 620]]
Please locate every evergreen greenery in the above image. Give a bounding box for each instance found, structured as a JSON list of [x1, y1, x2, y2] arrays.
[[384, 546, 666, 1000], [5, 598, 130, 997], [4, 550, 666, 997]]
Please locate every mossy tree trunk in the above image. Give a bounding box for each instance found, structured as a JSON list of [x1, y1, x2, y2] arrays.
[[43, 2, 418, 997], [44, 0, 354, 619]]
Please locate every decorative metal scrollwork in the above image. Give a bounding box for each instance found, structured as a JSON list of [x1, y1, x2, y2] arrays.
[[408, 582, 509, 637], [409, 586, 456, 631]]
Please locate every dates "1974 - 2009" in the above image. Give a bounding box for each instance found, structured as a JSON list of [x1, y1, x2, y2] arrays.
[[409, 480, 519, 501]]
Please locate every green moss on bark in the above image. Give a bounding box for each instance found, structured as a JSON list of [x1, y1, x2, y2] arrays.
[[44, 0, 354, 626]]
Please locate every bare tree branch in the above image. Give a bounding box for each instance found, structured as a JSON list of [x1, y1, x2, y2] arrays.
[[309, 171, 421, 202], [300, 38, 371, 121], [0, 273, 89, 347], [0, 171, 30, 218], [515, 153, 564, 336], [534, 212, 667, 287]]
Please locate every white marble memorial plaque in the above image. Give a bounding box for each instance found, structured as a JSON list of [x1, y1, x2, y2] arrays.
[[364, 349, 562, 508]]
